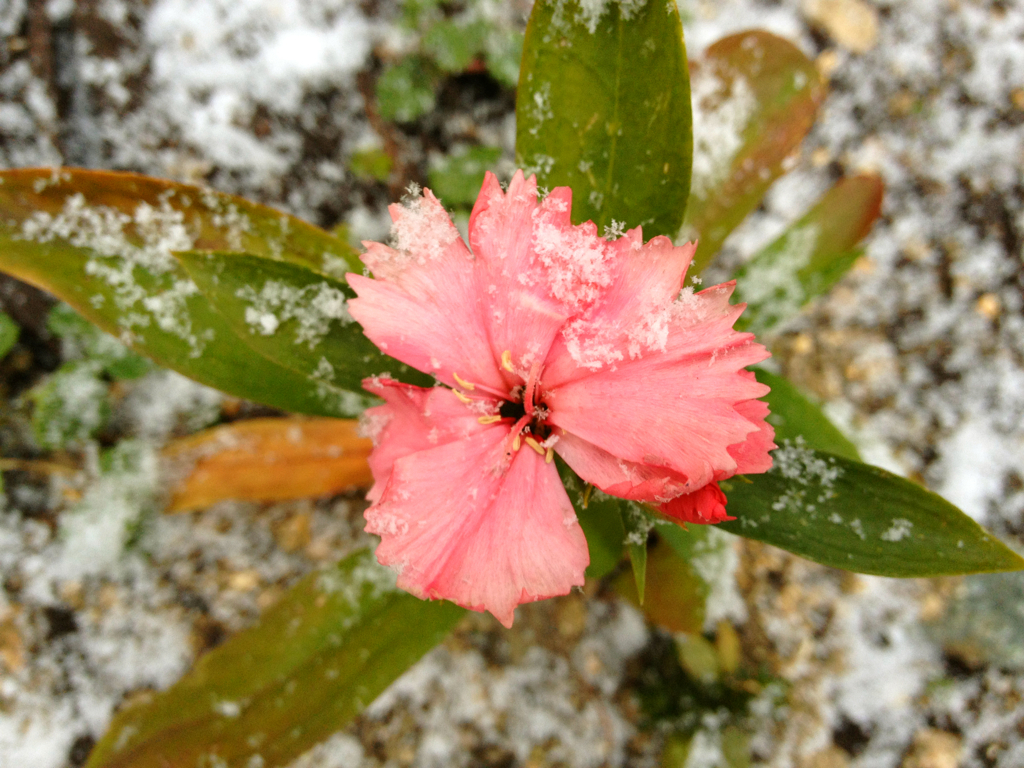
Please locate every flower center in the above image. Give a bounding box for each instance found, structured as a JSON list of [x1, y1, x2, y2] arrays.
[[453, 352, 556, 463]]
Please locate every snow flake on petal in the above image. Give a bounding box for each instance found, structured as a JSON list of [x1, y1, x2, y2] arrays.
[[531, 190, 615, 310]]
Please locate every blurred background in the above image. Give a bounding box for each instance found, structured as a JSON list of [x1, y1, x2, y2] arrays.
[[0, 0, 1022, 766]]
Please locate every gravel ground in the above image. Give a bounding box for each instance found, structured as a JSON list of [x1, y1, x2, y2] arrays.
[[0, 1, 1023, 767]]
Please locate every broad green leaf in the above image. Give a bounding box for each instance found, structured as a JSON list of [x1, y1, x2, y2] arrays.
[[176, 251, 430, 395], [0, 168, 359, 275], [86, 550, 465, 768], [516, 0, 691, 238], [0, 169, 368, 416], [427, 146, 504, 208], [557, 458, 624, 578], [757, 369, 860, 462], [719, 446, 1024, 577], [0, 311, 18, 359], [734, 174, 884, 334], [683, 31, 825, 272]]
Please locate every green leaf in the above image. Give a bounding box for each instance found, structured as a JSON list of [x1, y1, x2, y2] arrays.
[[557, 458, 624, 578], [349, 148, 394, 182], [734, 174, 884, 334], [28, 360, 110, 450], [427, 146, 504, 208], [0, 169, 368, 416], [719, 446, 1024, 577], [377, 57, 437, 123], [422, 19, 488, 73], [0, 168, 358, 274], [614, 529, 709, 634], [485, 29, 524, 88], [757, 369, 860, 462], [0, 311, 18, 359], [47, 303, 151, 380], [86, 550, 465, 768], [683, 31, 825, 272], [176, 251, 431, 396], [516, 0, 692, 238]]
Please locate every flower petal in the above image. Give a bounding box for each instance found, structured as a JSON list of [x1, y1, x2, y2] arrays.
[[543, 234, 697, 387], [367, 428, 589, 627], [658, 482, 733, 525], [726, 384, 776, 475], [347, 190, 505, 392], [547, 283, 770, 489], [554, 431, 690, 501], [360, 378, 495, 502], [469, 171, 573, 378]]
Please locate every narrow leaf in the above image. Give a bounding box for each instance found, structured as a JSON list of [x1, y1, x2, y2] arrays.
[[86, 550, 465, 768], [164, 417, 373, 513], [0, 170, 368, 416], [614, 532, 708, 634], [516, 0, 691, 238], [719, 446, 1024, 577], [683, 31, 825, 271], [734, 174, 884, 334], [621, 502, 657, 604], [758, 369, 861, 462], [175, 251, 430, 395]]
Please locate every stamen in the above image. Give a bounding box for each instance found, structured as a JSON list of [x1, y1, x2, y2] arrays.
[[502, 414, 532, 458], [582, 483, 594, 509], [501, 350, 514, 372], [545, 447, 554, 463], [453, 372, 475, 391], [453, 390, 473, 404], [524, 436, 545, 456], [478, 415, 502, 424], [523, 362, 542, 414]]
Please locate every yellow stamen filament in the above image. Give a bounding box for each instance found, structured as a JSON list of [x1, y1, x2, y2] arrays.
[[453, 390, 473, 404], [524, 436, 545, 456], [453, 372, 475, 391], [582, 483, 594, 509], [545, 447, 554, 463], [501, 350, 514, 372], [478, 415, 502, 424], [512, 434, 522, 451]]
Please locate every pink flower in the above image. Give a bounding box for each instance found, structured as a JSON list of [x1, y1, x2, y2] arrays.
[[347, 171, 774, 627]]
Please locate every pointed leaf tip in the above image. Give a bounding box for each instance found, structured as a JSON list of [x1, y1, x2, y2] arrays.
[[720, 447, 1024, 578]]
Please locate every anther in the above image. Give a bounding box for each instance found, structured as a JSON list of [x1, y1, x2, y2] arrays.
[[512, 433, 522, 451], [545, 447, 554, 463], [453, 372, 475, 391], [524, 436, 545, 456], [477, 415, 502, 424], [453, 390, 472, 404], [501, 350, 514, 372]]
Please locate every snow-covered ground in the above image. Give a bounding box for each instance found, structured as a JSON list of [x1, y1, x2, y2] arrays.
[[0, 0, 1022, 766]]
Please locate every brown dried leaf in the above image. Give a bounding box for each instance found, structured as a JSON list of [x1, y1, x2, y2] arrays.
[[164, 417, 373, 513]]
